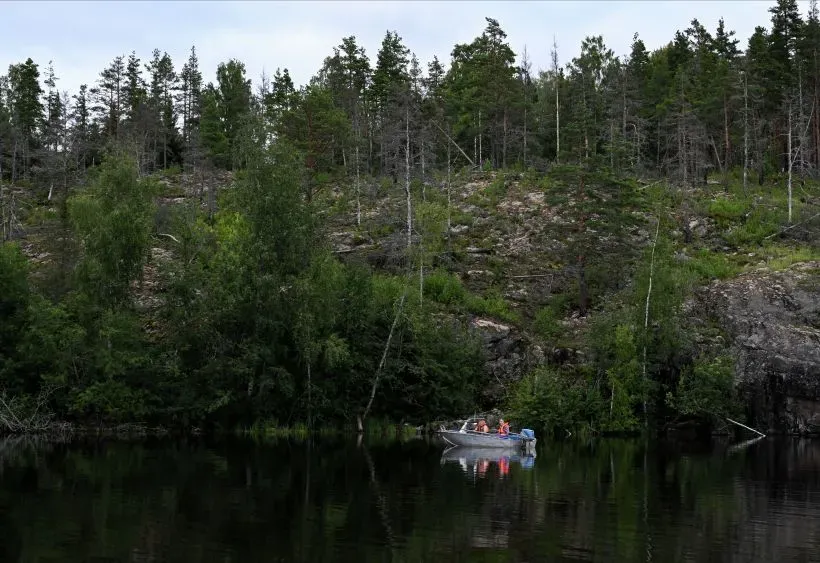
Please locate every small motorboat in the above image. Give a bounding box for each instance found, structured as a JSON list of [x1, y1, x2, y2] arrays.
[[437, 418, 536, 452]]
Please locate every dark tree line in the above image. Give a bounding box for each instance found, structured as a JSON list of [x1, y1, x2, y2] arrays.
[[3, 1, 818, 192]]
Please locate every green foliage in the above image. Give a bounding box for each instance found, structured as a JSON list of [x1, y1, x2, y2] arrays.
[[707, 198, 746, 227], [686, 249, 741, 281], [422, 269, 518, 322], [68, 152, 156, 307], [485, 175, 508, 204], [506, 366, 603, 436], [533, 306, 563, 340], [765, 245, 820, 270], [0, 243, 30, 384], [666, 354, 739, 419], [603, 325, 643, 431]]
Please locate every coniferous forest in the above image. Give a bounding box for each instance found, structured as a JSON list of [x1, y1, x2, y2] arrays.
[[1, 0, 819, 435]]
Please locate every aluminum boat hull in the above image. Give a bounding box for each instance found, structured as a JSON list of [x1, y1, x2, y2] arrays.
[[438, 429, 535, 449]]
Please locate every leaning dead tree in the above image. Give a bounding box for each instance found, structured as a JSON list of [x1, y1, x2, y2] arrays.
[[642, 215, 661, 424], [1, 186, 24, 242], [359, 100, 415, 433]]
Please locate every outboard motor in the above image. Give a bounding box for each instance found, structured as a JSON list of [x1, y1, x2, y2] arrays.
[[521, 428, 537, 454]]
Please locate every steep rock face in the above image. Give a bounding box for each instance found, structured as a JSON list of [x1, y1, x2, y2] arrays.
[[695, 262, 820, 434], [469, 318, 545, 404]]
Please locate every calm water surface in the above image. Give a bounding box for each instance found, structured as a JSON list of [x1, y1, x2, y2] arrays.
[[0, 436, 818, 562]]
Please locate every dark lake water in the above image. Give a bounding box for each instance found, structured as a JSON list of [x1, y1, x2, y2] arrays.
[[0, 435, 819, 562]]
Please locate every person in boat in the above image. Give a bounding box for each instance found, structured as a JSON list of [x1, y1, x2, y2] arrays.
[[476, 419, 489, 433], [498, 418, 510, 435]]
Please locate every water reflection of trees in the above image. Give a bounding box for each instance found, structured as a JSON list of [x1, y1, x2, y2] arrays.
[[0, 437, 817, 562]]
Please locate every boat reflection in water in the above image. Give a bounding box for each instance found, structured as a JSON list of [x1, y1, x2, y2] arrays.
[[440, 445, 536, 479]]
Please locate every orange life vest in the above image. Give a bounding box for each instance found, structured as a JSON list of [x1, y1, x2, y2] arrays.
[[499, 421, 510, 435]]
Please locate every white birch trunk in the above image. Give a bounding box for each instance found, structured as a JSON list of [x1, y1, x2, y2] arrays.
[[743, 72, 749, 194], [447, 141, 452, 240], [556, 88, 560, 163], [642, 217, 661, 423], [355, 144, 361, 226], [478, 110, 482, 166], [405, 106, 412, 250], [788, 101, 793, 224]]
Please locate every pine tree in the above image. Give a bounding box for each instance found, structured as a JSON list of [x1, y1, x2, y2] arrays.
[[146, 49, 179, 170], [71, 84, 92, 172], [123, 51, 147, 124], [199, 59, 252, 170], [178, 46, 203, 155], [7, 58, 44, 180], [372, 31, 410, 177], [0, 75, 12, 181], [42, 61, 64, 195], [92, 55, 125, 140]]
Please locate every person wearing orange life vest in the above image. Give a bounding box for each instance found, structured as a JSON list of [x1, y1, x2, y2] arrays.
[[498, 418, 510, 435]]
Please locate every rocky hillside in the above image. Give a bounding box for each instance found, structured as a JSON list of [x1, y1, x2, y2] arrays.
[[694, 262, 820, 434], [7, 166, 820, 433]]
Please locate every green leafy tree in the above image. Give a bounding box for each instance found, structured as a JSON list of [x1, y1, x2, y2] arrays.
[[68, 151, 156, 308]]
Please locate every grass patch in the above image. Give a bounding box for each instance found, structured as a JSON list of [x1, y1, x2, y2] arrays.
[[25, 204, 60, 226], [686, 248, 742, 281], [706, 198, 746, 227], [764, 245, 820, 271], [424, 269, 519, 322], [724, 206, 782, 247]]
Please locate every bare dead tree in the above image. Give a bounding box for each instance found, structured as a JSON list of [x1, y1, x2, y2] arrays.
[[642, 215, 661, 424], [742, 70, 749, 194], [551, 36, 560, 163], [0, 386, 59, 434]]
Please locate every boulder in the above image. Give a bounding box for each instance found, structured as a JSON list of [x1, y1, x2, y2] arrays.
[[470, 318, 543, 403]]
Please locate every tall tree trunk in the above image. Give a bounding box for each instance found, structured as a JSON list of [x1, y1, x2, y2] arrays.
[[610, 121, 615, 169], [10, 137, 17, 184], [502, 108, 508, 169], [446, 139, 451, 243], [360, 292, 406, 431], [405, 106, 412, 250], [642, 217, 661, 425], [355, 143, 361, 227], [723, 94, 731, 187], [555, 83, 560, 164], [788, 101, 793, 224], [577, 173, 588, 316], [743, 72, 749, 195], [478, 110, 482, 166], [523, 107, 528, 167]]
